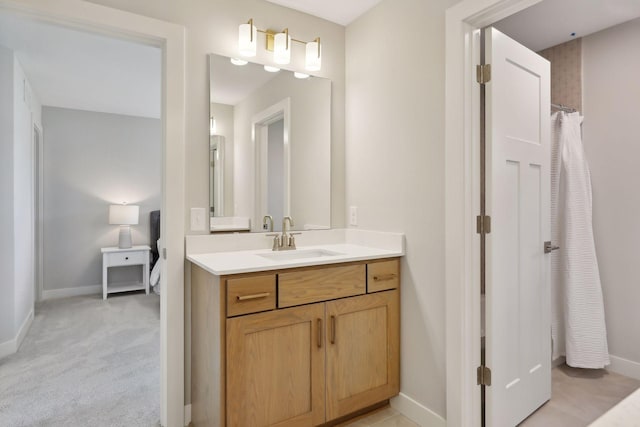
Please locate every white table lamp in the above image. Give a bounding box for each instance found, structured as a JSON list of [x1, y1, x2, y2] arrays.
[[109, 204, 139, 248]]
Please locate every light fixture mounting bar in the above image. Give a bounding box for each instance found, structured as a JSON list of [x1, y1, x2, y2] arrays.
[[241, 18, 321, 70], [254, 27, 319, 52]]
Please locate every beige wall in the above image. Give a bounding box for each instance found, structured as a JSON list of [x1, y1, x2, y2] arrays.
[[87, 0, 346, 233], [582, 18, 640, 370], [346, 0, 460, 418]]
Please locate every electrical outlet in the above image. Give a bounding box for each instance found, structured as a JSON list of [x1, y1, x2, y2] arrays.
[[263, 223, 269, 230], [349, 206, 358, 226], [190, 208, 206, 231]]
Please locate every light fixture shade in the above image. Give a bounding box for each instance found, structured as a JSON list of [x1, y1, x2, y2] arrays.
[[305, 40, 321, 71], [109, 204, 139, 225], [273, 32, 291, 64], [238, 22, 257, 57], [230, 58, 248, 66]]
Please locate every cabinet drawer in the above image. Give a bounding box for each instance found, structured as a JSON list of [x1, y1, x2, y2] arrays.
[[106, 251, 145, 267], [227, 274, 276, 317], [278, 264, 366, 308], [367, 259, 400, 292]]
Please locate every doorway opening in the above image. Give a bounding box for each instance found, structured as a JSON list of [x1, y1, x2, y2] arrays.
[[252, 98, 291, 232], [446, 1, 640, 426], [0, 0, 184, 426]]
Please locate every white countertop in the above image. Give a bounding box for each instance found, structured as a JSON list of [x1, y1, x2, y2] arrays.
[[187, 243, 402, 275], [185, 229, 405, 276]]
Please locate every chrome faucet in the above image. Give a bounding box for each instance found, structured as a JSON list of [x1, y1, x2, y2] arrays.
[[262, 215, 273, 232], [282, 216, 293, 236], [266, 216, 300, 251]]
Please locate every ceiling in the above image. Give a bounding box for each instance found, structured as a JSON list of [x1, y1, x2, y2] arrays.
[[264, 0, 383, 26], [0, 11, 161, 119], [494, 0, 640, 52]]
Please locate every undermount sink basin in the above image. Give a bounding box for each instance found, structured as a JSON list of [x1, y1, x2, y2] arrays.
[[258, 248, 344, 261]]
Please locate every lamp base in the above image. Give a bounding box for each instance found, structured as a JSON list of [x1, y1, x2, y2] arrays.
[[118, 225, 133, 249]]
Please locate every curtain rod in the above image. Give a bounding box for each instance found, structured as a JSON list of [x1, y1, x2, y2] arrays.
[[551, 103, 578, 113]]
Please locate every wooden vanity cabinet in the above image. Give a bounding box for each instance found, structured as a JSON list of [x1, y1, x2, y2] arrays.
[[325, 291, 399, 420], [191, 257, 400, 427], [226, 303, 326, 426]]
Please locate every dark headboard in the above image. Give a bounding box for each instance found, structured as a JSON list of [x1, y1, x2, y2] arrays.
[[150, 210, 160, 269]]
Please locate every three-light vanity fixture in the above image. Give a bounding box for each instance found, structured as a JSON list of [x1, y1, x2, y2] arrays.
[[237, 18, 321, 72]]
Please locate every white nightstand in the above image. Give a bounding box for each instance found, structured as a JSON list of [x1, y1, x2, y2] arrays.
[[101, 245, 151, 300]]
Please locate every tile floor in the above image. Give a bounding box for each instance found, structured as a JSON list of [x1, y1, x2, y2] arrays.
[[520, 364, 640, 426], [339, 406, 418, 426], [341, 363, 640, 427]]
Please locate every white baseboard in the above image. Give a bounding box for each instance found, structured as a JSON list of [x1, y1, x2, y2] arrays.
[[15, 308, 34, 350], [42, 285, 101, 300], [0, 308, 34, 359], [608, 355, 640, 381], [184, 404, 192, 426], [391, 393, 446, 427]]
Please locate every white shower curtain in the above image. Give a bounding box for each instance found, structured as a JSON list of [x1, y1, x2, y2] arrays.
[[550, 111, 610, 369]]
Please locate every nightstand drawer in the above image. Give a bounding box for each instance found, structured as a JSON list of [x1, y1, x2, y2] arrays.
[[106, 251, 145, 267]]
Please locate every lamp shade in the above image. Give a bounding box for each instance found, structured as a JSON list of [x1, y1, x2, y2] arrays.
[[238, 22, 257, 57], [274, 32, 291, 65], [305, 39, 321, 71], [109, 205, 139, 225]]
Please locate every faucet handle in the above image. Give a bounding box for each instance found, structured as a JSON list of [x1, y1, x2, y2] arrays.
[[265, 233, 281, 251], [288, 232, 302, 249]]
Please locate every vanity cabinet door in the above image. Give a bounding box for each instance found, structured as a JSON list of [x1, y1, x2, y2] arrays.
[[325, 291, 400, 421], [226, 303, 326, 427]]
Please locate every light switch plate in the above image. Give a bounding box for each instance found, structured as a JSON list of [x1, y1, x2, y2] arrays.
[[190, 207, 206, 231]]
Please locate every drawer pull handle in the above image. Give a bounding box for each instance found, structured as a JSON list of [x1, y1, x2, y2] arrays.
[[317, 318, 322, 348], [373, 274, 396, 282], [236, 292, 270, 302], [330, 315, 336, 344]]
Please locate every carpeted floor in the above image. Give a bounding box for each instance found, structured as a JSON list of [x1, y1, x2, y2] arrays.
[[0, 293, 160, 427]]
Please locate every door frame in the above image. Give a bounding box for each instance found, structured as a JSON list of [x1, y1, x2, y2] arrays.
[[0, 1, 186, 426], [251, 98, 291, 231], [444, 1, 544, 426], [33, 122, 43, 302]]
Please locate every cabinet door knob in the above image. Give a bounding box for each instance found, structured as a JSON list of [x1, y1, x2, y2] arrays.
[[125, 256, 129, 260]]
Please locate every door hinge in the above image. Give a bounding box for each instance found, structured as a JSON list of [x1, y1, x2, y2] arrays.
[[476, 64, 491, 84], [162, 248, 167, 260], [476, 215, 492, 234], [477, 365, 492, 386]]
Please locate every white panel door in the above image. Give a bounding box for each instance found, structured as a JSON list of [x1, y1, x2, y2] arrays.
[[485, 27, 551, 427]]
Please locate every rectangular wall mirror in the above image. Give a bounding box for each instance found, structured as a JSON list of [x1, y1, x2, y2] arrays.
[[209, 54, 331, 232]]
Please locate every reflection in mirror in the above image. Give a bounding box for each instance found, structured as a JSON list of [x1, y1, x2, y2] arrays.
[[209, 135, 225, 216], [209, 54, 331, 232]]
